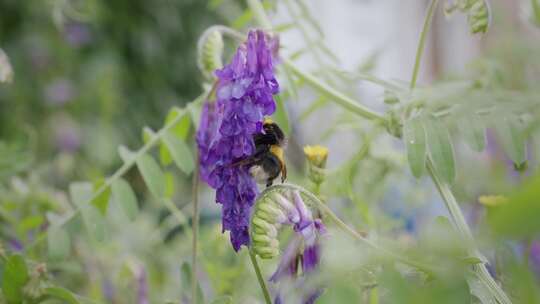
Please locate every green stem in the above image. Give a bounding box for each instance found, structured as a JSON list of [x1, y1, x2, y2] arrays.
[[191, 153, 200, 304], [249, 249, 272, 304], [533, 0, 540, 25], [410, 0, 439, 90], [410, 1, 511, 302], [426, 160, 512, 304], [283, 59, 387, 123], [246, 0, 386, 124]]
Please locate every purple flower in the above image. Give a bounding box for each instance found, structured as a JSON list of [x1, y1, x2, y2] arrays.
[[529, 240, 540, 278], [196, 30, 280, 251], [64, 22, 92, 47], [267, 191, 326, 303], [44, 78, 75, 106], [8, 238, 23, 252], [137, 266, 149, 304]]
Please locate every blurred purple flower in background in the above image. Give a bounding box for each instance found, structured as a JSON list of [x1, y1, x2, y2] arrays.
[[196, 30, 279, 251], [64, 22, 92, 48], [8, 238, 23, 252], [529, 240, 540, 278], [52, 114, 81, 153], [44, 78, 75, 106], [137, 266, 149, 304]]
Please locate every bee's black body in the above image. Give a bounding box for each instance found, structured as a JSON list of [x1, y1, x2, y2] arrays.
[[234, 118, 287, 187]]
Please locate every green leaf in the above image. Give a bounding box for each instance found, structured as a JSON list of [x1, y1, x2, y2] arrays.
[[44, 286, 81, 304], [459, 114, 486, 152], [2, 254, 29, 304], [142, 127, 156, 144], [404, 117, 427, 178], [136, 154, 165, 198], [232, 8, 253, 29], [162, 131, 194, 175], [47, 225, 71, 260], [69, 182, 107, 242], [488, 174, 540, 238], [111, 178, 138, 221], [161, 108, 191, 167], [118, 145, 135, 163], [493, 113, 526, 167], [273, 95, 290, 135], [165, 107, 191, 140], [462, 256, 483, 265], [17, 215, 44, 234], [164, 172, 176, 199], [159, 143, 173, 166], [189, 102, 202, 129], [424, 117, 456, 184], [92, 179, 110, 215]]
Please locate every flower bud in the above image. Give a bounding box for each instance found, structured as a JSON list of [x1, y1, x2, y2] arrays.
[[445, 0, 490, 34], [272, 193, 300, 224], [197, 28, 224, 79], [478, 195, 508, 207], [303, 145, 329, 185]]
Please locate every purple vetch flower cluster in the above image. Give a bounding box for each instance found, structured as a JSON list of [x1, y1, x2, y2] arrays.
[[266, 191, 326, 304], [196, 30, 279, 251]]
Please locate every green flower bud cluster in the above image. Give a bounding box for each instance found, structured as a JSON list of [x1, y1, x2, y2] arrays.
[[251, 192, 296, 259], [445, 0, 491, 34], [197, 28, 224, 79]]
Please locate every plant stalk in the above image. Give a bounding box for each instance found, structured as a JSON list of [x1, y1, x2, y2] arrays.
[[283, 59, 387, 123], [191, 153, 200, 304], [249, 249, 273, 304], [410, 0, 439, 90], [410, 1, 511, 302], [426, 160, 512, 304]]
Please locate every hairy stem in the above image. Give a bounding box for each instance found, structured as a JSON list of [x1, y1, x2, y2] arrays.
[[410, 0, 439, 90], [246, 0, 386, 124], [426, 161, 512, 304], [283, 60, 387, 123], [410, 1, 511, 302], [191, 153, 201, 304], [249, 249, 272, 304]]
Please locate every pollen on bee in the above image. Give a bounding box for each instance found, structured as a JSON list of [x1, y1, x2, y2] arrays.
[[250, 165, 270, 183]]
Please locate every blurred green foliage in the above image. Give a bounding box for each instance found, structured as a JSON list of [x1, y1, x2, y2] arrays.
[[0, 0, 540, 303], [0, 0, 227, 175]]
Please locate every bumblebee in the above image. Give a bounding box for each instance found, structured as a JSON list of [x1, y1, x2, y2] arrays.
[[234, 117, 287, 187]]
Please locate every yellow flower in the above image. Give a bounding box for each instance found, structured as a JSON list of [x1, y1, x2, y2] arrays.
[[303, 145, 329, 168], [478, 195, 508, 207]]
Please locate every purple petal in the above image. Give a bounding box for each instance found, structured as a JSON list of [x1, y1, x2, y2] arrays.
[[270, 235, 302, 283]]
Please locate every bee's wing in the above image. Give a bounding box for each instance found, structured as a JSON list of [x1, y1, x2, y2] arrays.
[[230, 157, 258, 167]]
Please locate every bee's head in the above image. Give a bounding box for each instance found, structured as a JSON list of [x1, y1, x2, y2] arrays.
[[262, 117, 285, 144]]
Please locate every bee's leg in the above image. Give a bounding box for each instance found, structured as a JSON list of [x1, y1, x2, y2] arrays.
[[281, 163, 287, 183], [266, 179, 274, 187]]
